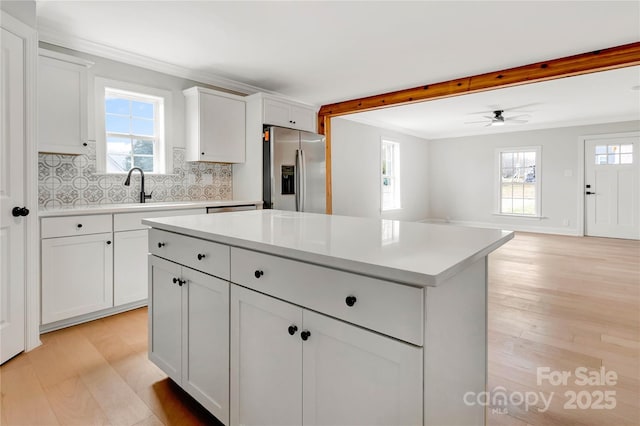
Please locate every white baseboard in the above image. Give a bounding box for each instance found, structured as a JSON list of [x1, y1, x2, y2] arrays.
[[419, 218, 582, 237], [39, 300, 147, 334]]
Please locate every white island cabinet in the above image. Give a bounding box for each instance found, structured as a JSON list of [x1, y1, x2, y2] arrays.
[[144, 210, 514, 426]]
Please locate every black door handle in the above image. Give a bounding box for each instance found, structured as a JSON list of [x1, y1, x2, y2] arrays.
[[12, 207, 29, 217]]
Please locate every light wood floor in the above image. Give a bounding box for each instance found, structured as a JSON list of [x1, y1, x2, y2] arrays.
[[1, 232, 638, 425]]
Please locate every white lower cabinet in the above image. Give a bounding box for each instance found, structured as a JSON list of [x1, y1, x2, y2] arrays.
[[114, 229, 148, 306], [230, 284, 423, 426], [41, 233, 113, 324], [149, 255, 229, 425], [230, 284, 303, 426]]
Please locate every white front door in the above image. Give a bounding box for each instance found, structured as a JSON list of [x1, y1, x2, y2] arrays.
[[585, 135, 640, 239], [0, 27, 27, 364]]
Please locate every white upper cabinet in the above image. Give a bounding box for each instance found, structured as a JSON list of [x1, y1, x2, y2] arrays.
[[263, 96, 317, 132], [184, 87, 246, 163], [38, 49, 93, 154]]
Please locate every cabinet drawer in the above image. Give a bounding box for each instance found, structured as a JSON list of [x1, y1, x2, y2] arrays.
[[149, 229, 229, 280], [114, 208, 205, 232], [230, 248, 423, 346], [41, 214, 112, 238]]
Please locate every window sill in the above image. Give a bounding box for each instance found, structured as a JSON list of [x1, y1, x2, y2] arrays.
[[492, 213, 545, 220]]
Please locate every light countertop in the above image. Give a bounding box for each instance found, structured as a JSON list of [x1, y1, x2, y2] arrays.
[[143, 209, 513, 287], [39, 200, 262, 217]]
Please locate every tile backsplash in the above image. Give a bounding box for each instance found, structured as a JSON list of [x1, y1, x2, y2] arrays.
[[38, 143, 232, 208]]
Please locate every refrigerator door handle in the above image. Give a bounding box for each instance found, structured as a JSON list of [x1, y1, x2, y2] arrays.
[[300, 149, 306, 212], [295, 149, 300, 211]]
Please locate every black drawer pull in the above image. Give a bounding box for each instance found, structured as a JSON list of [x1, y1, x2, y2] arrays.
[[288, 325, 298, 335], [197, 253, 206, 260], [254, 270, 264, 279], [157, 242, 165, 248], [345, 295, 357, 307]]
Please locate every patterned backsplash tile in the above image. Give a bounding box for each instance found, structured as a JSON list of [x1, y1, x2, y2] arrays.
[[38, 143, 232, 208]]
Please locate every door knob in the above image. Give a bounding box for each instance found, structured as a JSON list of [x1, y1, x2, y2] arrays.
[[12, 207, 29, 217]]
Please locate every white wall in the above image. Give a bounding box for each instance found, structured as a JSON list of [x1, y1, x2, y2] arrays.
[[1, 1, 36, 27], [331, 118, 429, 221], [428, 120, 640, 235]]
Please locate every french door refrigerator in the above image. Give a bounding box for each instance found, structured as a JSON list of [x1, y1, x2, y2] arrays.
[[263, 126, 326, 213]]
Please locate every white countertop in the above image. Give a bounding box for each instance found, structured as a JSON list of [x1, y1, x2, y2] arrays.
[[39, 200, 262, 217], [143, 209, 513, 287]]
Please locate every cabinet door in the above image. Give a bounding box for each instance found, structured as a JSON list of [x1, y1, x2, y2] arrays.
[[114, 230, 148, 306], [199, 92, 246, 163], [263, 98, 291, 128], [182, 267, 229, 424], [41, 233, 113, 324], [302, 310, 423, 426], [230, 285, 302, 426], [148, 255, 183, 383], [38, 55, 87, 154], [289, 104, 316, 133]]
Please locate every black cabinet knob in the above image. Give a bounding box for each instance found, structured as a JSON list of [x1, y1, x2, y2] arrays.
[[300, 330, 311, 341], [77, 223, 83, 228], [83, 142, 88, 147], [197, 253, 206, 260], [201, 152, 205, 155], [11, 207, 29, 217], [172, 277, 184, 286], [345, 295, 357, 307], [254, 270, 264, 279], [172, 277, 179, 284], [157, 242, 165, 248], [106, 240, 112, 245], [288, 325, 298, 335]]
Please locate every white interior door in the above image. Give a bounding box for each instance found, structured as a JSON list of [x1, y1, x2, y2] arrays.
[[585, 135, 640, 239], [0, 27, 26, 364]]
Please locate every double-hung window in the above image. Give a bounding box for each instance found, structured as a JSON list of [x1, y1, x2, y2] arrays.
[[95, 78, 172, 174], [381, 139, 401, 211], [497, 146, 541, 216]]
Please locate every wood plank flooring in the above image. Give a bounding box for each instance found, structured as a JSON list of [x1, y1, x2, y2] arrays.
[[487, 233, 639, 426], [1, 232, 638, 425]]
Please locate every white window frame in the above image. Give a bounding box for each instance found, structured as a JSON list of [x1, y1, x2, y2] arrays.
[[381, 139, 401, 211], [495, 146, 542, 217], [94, 77, 173, 174]]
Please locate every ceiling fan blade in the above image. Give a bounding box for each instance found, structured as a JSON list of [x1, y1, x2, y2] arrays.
[[509, 119, 529, 123], [464, 120, 489, 124], [506, 114, 531, 120]]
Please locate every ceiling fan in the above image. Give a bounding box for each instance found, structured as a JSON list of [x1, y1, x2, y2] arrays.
[[465, 109, 530, 127]]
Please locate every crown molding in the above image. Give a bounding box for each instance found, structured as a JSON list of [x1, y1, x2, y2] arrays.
[[37, 25, 275, 96]]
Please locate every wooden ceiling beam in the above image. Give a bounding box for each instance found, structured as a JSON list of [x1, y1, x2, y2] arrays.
[[317, 41, 640, 134]]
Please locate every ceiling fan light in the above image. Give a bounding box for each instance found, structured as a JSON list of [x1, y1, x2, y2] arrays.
[[491, 120, 505, 126]]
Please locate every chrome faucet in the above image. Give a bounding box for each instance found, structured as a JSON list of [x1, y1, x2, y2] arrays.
[[124, 167, 152, 203]]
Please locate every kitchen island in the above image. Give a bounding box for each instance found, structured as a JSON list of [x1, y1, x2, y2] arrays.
[[143, 210, 513, 426]]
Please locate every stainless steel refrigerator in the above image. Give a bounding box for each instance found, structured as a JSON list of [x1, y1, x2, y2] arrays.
[[263, 126, 326, 213]]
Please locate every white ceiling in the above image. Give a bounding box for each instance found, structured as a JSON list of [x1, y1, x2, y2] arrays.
[[343, 66, 640, 139], [36, 1, 640, 138]]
